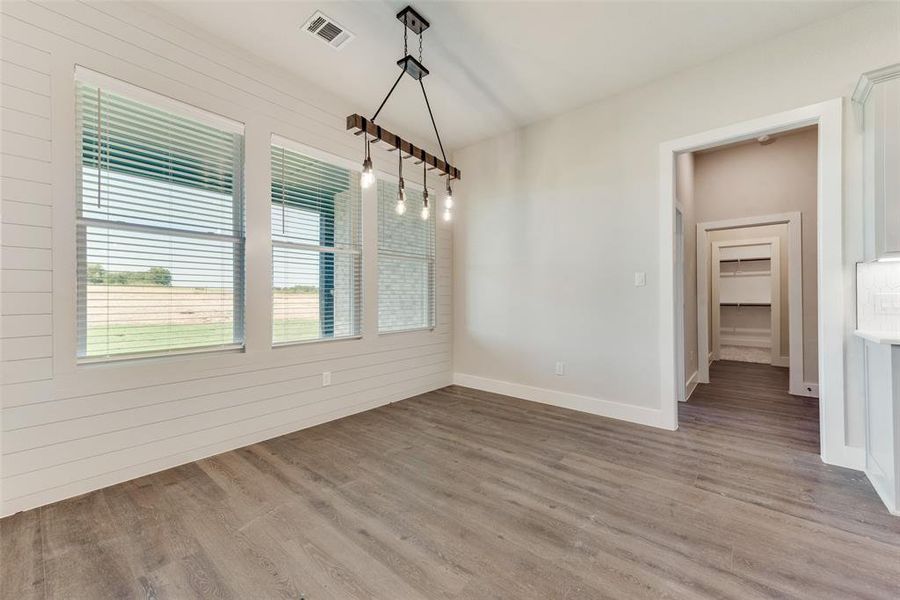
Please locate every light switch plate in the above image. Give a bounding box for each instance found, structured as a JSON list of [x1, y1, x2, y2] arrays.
[[322, 371, 331, 387], [634, 272, 646, 287]]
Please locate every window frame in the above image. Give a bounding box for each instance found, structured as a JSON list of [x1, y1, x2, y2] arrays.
[[74, 68, 246, 363], [375, 176, 437, 335], [269, 135, 364, 347]]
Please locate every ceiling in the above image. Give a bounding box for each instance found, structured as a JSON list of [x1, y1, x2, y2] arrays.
[[152, 1, 860, 151]]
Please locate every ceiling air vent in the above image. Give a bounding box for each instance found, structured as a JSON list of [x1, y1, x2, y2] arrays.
[[303, 11, 354, 50]]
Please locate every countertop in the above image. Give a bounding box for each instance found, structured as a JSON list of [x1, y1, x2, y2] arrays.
[[855, 330, 900, 345]]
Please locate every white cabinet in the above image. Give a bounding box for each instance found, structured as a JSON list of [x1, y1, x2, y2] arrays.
[[853, 64, 900, 261], [857, 334, 900, 515]]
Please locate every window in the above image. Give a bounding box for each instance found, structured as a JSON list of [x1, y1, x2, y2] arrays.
[[377, 180, 435, 332], [75, 73, 244, 360], [270, 140, 362, 344]]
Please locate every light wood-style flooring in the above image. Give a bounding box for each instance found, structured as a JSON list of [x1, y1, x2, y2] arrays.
[[2, 361, 899, 599]]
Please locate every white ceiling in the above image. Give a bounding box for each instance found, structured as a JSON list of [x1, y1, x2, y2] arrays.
[[152, 1, 860, 151]]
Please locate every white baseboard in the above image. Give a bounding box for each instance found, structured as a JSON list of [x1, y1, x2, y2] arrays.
[[719, 335, 771, 348], [685, 371, 699, 401], [792, 381, 819, 398], [823, 443, 865, 471], [452, 373, 672, 430]]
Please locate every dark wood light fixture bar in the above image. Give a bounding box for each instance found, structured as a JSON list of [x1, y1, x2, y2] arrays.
[[346, 113, 461, 180]]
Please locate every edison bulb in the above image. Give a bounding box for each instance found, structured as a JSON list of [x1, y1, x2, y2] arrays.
[[445, 194, 454, 209], [395, 199, 407, 215], [443, 208, 452, 222], [421, 205, 430, 220], [360, 157, 374, 188]]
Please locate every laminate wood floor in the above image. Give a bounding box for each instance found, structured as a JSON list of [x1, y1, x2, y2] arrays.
[[3, 361, 899, 599]]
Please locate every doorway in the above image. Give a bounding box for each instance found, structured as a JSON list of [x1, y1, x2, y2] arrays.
[[659, 99, 859, 471], [696, 214, 803, 395]]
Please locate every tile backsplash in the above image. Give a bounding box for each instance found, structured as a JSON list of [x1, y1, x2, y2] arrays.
[[857, 261, 900, 334]]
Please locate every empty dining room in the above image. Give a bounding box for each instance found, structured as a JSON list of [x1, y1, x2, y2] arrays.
[[1, 1, 899, 598]]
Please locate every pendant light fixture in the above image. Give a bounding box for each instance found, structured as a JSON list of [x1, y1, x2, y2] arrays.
[[360, 132, 374, 188], [347, 5, 460, 221], [443, 177, 453, 221], [421, 159, 430, 220], [396, 146, 407, 215]]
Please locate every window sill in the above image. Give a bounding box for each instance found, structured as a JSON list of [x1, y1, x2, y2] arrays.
[[272, 335, 363, 349], [378, 326, 436, 336], [77, 343, 245, 367]]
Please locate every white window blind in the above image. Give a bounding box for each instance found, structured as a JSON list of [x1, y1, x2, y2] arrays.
[[271, 143, 362, 344], [76, 79, 245, 360], [377, 180, 435, 333]]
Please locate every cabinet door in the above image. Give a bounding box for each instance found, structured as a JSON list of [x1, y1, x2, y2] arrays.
[[876, 78, 900, 259]]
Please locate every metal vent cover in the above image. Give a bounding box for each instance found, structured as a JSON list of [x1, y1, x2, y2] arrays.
[[302, 11, 354, 49]]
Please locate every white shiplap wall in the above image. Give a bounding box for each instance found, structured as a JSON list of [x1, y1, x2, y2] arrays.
[[0, 1, 453, 517]]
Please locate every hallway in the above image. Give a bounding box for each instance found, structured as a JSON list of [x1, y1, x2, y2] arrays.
[[683, 361, 818, 454]]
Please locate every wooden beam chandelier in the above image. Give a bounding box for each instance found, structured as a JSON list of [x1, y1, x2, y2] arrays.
[[348, 5, 457, 221]]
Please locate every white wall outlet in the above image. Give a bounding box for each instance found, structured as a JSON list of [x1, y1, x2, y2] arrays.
[[634, 271, 646, 287], [322, 371, 331, 387], [555, 361, 565, 376]]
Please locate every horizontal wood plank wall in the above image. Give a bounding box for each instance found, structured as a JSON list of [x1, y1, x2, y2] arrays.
[[0, 0, 453, 516]]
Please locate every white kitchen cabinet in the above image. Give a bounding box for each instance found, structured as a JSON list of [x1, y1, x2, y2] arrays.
[[853, 64, 900, 261], [856, 333, 900, 515]]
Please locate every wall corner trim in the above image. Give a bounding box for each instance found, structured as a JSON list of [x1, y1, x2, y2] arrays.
[[824, 444, 865, 471], [452, 373, 674, 430]]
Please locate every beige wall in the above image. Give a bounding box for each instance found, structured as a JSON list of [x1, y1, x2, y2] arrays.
[[692, 128, 818, 383], [453, 3, 899, 443]]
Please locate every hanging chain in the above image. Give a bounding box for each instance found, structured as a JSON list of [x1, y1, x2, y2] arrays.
[[418, 31, 423, 63], [404, 25, 408, 56]]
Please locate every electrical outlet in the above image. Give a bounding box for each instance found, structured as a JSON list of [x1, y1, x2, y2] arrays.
[[555, 361, 565, 376], [322, 371, 331, 387]]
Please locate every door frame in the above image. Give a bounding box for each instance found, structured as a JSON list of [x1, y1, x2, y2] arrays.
[[710, 236, 781, 368], [698, 216, 801, 393], [658, 98, 860, 470], [675, 205, 686, 402]]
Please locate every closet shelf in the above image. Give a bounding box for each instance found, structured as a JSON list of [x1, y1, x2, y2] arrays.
[[720, 302, 771, 307], [720, 271, 772, 277]]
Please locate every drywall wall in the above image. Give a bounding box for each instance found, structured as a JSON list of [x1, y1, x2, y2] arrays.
[[694, 128, 817, 383], [453, 3, 900, 442], [0, 2, 452, 516]]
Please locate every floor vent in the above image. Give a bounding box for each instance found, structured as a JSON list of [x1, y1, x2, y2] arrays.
[[303, 11, 354, 50]]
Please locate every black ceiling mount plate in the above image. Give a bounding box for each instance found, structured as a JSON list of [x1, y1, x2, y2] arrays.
[[396, 6, 429, 34], [397, 55, 429, 79]]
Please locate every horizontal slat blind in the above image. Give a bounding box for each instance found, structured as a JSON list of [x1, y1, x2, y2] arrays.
[[76, 80, 244, 360], [377, 180, 435, 333], [271, 143, 362, 344]]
